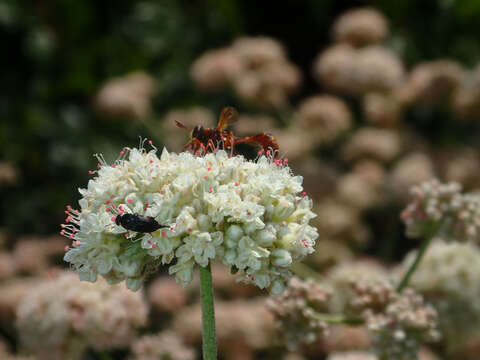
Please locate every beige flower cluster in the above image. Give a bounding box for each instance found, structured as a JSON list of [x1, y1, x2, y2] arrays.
[[267, 276, 332, 350], [191, 37, 301, 108], [348, 281, 440, 360], [332, 8, 389, 47], [129, 331, 195, 360], [94, 71, 156, 119], [16, 272, 147, 360], [268, 266, 439, 358], [313, 44, 405, 96], [295, 95, 353, 146]]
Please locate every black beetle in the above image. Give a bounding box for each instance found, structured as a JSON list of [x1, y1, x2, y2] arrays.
[[115, 213, 167, 233]]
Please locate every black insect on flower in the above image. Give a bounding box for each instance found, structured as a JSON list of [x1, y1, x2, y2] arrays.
[[115, 213, 168, 233]]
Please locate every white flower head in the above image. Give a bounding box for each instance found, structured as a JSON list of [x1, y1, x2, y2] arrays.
[[62, 139, 317, 292]]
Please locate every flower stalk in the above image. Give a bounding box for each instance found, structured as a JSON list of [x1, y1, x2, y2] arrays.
[[397, 225, 437, 292], [199, 262, 217, 360]]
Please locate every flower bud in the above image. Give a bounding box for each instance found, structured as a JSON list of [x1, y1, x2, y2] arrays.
[[225, 224, 244, 247], [273, 198, 296, 222], [255, 225, 277, 247], [271, 248, 293, 267]]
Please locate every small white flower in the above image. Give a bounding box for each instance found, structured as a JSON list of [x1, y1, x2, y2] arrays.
[[62, 141, 317, 292]]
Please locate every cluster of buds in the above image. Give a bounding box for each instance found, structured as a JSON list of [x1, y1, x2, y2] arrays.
[[268, 274, 440, 358], [348, 281, 440, 360], [401, 179, 480, 242], [267, 276, 332, 350]]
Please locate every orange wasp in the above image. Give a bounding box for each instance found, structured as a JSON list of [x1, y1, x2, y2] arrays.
[[175, 107, 279, 156]]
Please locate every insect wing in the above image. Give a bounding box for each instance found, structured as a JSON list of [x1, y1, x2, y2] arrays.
[[216, 106, 238, 132]]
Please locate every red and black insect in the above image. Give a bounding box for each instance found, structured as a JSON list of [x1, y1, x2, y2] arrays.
[[175, 107, 279, 156], [115, 213, 167, 233]]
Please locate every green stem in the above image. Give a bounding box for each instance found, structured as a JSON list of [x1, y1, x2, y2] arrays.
[[291, 262, 323, 281], [397, 227, 437, 292], [199, 262, 217, 360], [312, 312, 364, 326]]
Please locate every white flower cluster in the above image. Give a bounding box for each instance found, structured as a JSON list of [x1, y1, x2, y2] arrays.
[[62, 143, 317, 293], [401, 179, 480, 242], [16, 272, 147, 360], [401, 240, 480, 299], [400, 241, 480, 353]]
